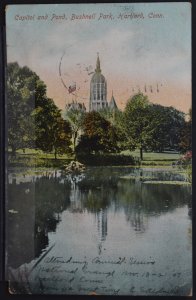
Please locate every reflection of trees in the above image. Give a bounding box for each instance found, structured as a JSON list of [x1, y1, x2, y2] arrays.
[[118, 179, 189, 213], [68, 176, 84, 213], [82, 188, 110, 212], [118, 181, 147, 233], [117, 178, 191, 233], [7, 167, 192, 268], [187, 193, 192, 219], [7, 181, 36, 269], [7, 173, 71, 268], [34, 174, 71, 257]]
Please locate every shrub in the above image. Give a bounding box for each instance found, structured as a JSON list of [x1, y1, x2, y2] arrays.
[[76, 153, 135, 166]]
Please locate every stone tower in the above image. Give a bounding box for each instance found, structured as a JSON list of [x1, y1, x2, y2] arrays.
[[89, 54, 108, 111]]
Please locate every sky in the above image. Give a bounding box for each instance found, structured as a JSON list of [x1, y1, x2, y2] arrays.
[[6, 3, 191, 113]]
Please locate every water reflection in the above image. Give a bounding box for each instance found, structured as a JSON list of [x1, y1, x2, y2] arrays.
[[96, 208, 108, 241], [7, 167, 191, 270], [7, 172, 71, 269]]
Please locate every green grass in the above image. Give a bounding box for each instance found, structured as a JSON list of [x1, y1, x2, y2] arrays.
[[143, 180, 191, 185], [8, 149, 73, 168], [8, 148, 181, 169], [15, 148, 70, 159], [121, 149, 180, 161], [121, 149, 180, 166]]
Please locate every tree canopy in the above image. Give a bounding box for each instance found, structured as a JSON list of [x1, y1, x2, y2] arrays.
[[33, 97, 72, 158], [124, 93, 153, 160], [76, 111, 120, 154], [7, 62, 72, 158], [124, 93, 187, 159], [7, 62, 39, 153]]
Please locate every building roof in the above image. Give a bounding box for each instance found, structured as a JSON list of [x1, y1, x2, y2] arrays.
[[66, 100, 86, 111], [91, 53, 106, 84], [91, 72, 106, 84], [109, 95, 118, 110]]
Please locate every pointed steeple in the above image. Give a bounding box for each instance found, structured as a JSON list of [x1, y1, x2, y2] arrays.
[[95, 52, 101, 73], [109, 93, 118, 110]]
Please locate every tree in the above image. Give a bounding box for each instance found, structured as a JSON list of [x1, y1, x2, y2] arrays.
[[63, 108, 85, 157], [7, 62, 72, 159], [124, 93, 153, 160], [163, 106, 186, 151], [7, 62, 41, 154], [146, 105, 186, 152], [178, 108, 192, 153], [33, 97, 72, 159], [76, 111, 119, 154], [99, 108, 128, 151]]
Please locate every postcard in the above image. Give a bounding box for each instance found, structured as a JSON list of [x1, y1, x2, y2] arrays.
[[5, 2, 192, 296]]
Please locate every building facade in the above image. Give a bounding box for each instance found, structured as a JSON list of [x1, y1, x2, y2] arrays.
[[65, 100, 86, 112]]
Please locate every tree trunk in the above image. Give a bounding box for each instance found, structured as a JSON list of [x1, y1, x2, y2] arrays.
[[54, 149, 57, 160], [140, 147, 143, 161], [73, 132, 77, 161], [73, 132, 77, 150]]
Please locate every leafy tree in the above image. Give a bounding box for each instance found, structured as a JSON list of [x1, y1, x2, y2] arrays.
[[124, 94, 186, 158], [76, 111, 119, 154], [146, 105, 185, 152], [124, 93, 153, 160], [63, 108, 85, 157], [33, 97, 72, 159], [99, 108, 128, 151], [7, 62, 40, 154], [163, 106, 186, 151], [7, 62, 72, 159], [178, 108, 192, 153]]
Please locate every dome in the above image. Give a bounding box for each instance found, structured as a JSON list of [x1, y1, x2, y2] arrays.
[[91, 72, 106, 84]]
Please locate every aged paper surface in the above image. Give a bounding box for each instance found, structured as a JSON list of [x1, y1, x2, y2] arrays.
[[5, 3, 192, 296]]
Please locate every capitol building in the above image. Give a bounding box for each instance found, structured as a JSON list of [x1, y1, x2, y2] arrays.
[[89, 54, 118, 112], [65, 54, 118, 112]]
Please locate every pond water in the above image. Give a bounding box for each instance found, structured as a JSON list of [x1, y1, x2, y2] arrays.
[[6, 167, 192, 295]]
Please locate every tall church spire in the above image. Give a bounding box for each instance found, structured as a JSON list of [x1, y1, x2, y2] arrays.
[[90, 53, 107, 111], [95, 52, 101, 73]]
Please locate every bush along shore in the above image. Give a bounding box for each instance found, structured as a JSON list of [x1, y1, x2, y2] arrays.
[[7, 150, 192, 184]]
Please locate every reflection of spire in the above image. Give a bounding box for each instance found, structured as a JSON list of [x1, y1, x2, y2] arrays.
[[95, 52, 101, 73], [96, 208, 108, 241], [131, 210, 145, 232]]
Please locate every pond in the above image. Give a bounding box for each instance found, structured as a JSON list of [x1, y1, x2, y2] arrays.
[[6, 167, 192, 295]]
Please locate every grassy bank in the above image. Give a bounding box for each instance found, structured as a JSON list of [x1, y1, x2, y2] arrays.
[[7, 148, 181, 169], [7, 149, 72, 169], [121, 149, 180, 166]]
